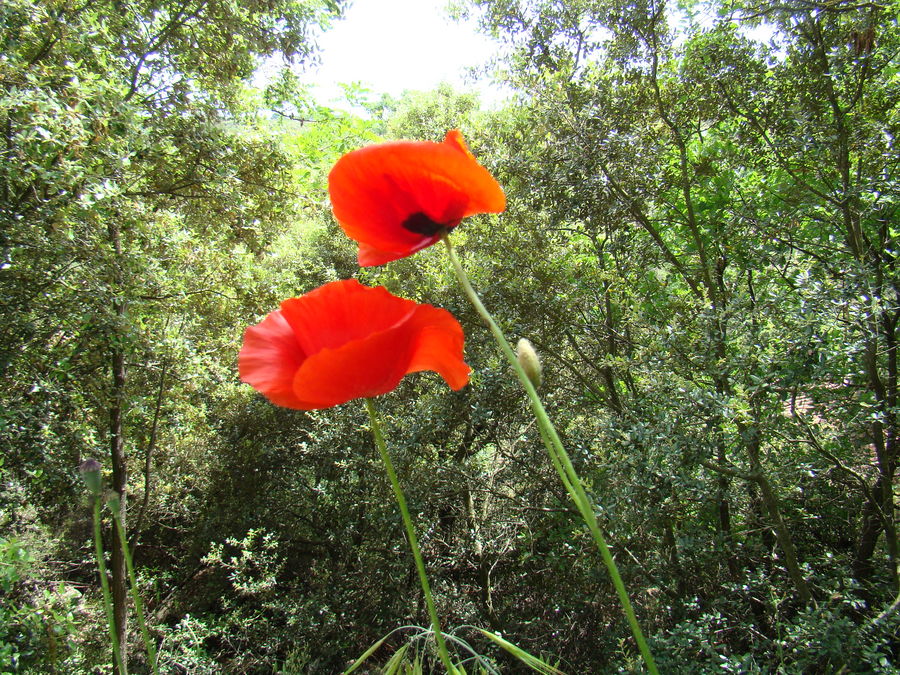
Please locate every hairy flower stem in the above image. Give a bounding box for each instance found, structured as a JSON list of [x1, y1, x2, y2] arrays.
[[364, 399, 458, 674], [442, 234, 659, 675], [109, 498, 159, 675], [93, 495, 125, 674]]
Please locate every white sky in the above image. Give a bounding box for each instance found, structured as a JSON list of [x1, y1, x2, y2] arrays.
[[259, 1, 775, 109], [294, 0, 505, 105]]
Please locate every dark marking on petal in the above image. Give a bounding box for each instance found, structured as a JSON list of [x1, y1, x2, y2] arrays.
[[402, 212, 447, 236]]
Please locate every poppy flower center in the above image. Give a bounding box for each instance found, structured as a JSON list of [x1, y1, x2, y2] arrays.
[[401, 211, 452, 236]]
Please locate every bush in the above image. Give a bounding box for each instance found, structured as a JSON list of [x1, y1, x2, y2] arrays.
[[0, 537, 82, 672]]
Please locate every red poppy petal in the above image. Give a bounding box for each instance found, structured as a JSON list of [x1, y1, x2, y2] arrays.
[[357, 237, 441, 267], [279, 280, 414, 355], [404, 305, 471, 390], [292, 321, 417, 407], [330, 148, 421, 251], [443, 129, 476, 161], [328, 131, 506, 265], [238, 310, 316, 409], [357, 242, 408, 267], [292, 303, 470, 408], [240, 280, 470, 410], [330, 144, 463, 251]]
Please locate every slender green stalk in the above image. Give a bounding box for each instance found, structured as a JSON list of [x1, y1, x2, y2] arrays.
[[442, 234, 659, 674], [364, 398, 458, 674], [92, 496, 125, 674], [109, 497, 159, 675]]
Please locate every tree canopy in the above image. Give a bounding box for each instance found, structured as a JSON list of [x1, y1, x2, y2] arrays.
[[2, 0, 899, 672]]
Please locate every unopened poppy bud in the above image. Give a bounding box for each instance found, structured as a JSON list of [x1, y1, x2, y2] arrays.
[[106, 492, 122, 516], [79, 458, 102, 495], [516, 338, 542, 388]]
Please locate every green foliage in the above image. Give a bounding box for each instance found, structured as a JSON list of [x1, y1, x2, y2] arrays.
[[204, 529, 284, 599], [0, 537, 81, 672], [3, 0, 900, 671], [155, 614, 220, 674], [456, 0, 900, 669]]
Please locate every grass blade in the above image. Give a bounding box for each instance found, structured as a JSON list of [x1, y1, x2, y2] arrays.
[[474, 628, 565, 675]]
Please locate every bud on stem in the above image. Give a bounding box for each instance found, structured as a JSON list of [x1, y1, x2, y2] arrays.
[[516, 338, 542, 389], [79, 458, 103, 496]]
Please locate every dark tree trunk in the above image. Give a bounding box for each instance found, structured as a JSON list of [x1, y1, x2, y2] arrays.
[[853, 473, 886, 582], [108, 221, 128, 674], [110, 344, 128, 674]]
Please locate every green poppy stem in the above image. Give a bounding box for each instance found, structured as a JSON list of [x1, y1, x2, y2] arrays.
[[364, 398, 458, 674], [442, 233, 658, 675], [92, 494, 125, 674], [108, 496, 159, 675]]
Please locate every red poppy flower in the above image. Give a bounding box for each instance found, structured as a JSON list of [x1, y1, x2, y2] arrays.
[[328, 129, 506, 266], [238, 279, 470, 410]]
